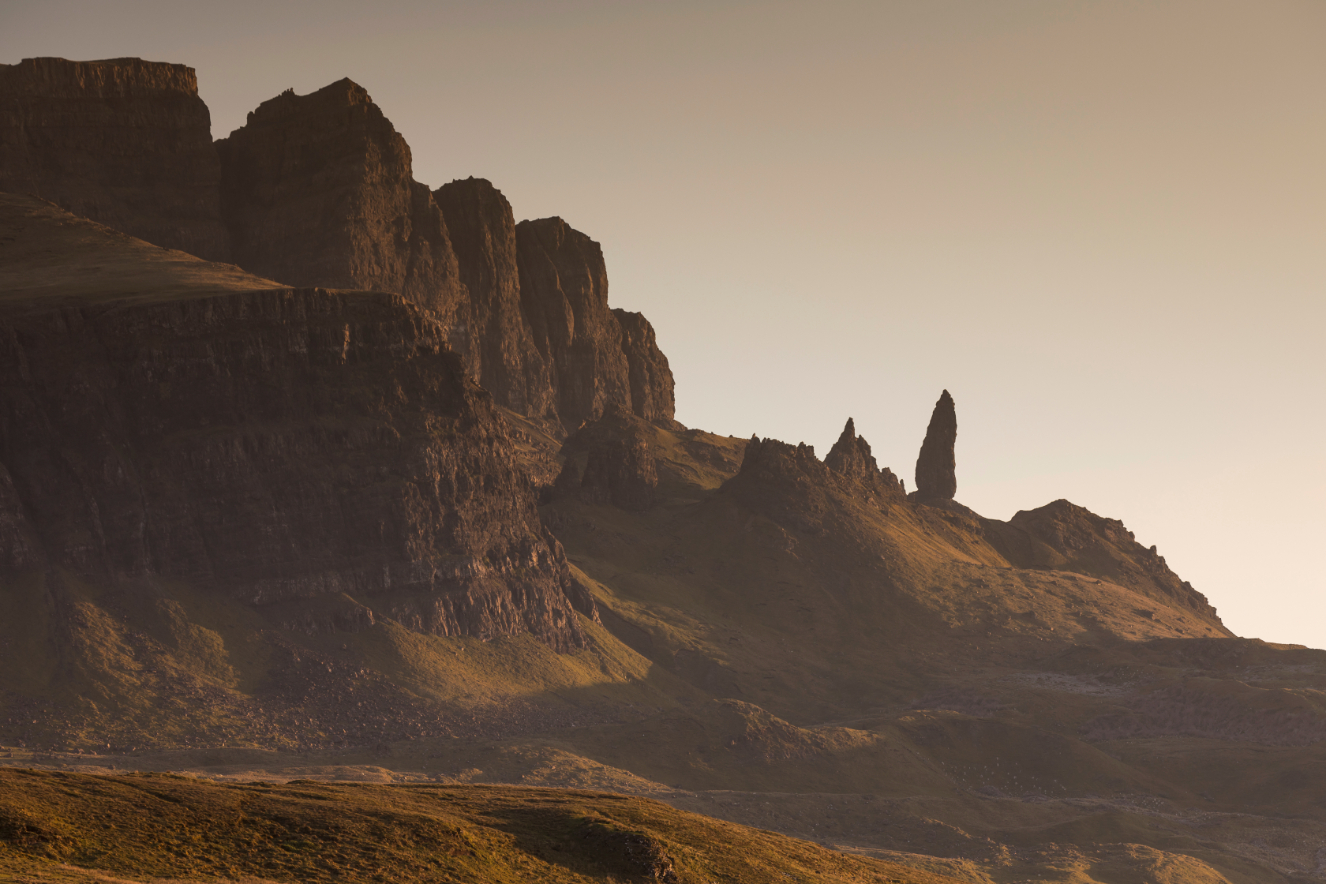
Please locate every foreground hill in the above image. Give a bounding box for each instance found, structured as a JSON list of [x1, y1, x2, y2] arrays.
[[0, 770, 964, 884]]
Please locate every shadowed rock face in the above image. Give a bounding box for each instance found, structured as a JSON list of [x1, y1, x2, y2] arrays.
[[0, 57, 231, 262], [515, 217, 633, 431], [914, 390, 957, 501], [824, 418, 905, 500], [433, 177, 556, 419], [0, 199, 586, 649], [215, 79, 464, 318], [552, 410, 660, 512], [1, 58, 677, 432]]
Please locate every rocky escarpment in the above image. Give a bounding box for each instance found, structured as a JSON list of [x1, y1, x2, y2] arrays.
[[215, 79, 463, 317], [0, 57, 230, 262], [985, 499, 1221, 619], [433, 177, 555, 419], [1, 57, 676, 432], [0, 199, 586, 649], [516, 217, 675, 431], [913, 390, 957, 502]]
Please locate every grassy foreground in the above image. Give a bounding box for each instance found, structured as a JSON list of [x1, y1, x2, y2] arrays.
[[0, 769, 963, 884]]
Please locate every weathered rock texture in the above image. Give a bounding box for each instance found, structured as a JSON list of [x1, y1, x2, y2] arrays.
[[517, 218, 633, 430], [433, 177, 555, 418], [614, 308, 676, 423], [0, 57, 231, 261], [2, 58, 677, 431], [215, 79, 463, 318], [0, 199, 586, 649], [553, 410, 660, 512], [985, 499, 1221, 619], [913, 390, 957, 501], [824, 418, 905, 501]]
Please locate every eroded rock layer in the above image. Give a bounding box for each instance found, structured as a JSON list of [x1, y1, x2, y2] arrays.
[[433, 177, 555, 419], [0, 202, 586, 649], [0, 56, 231, 261], [215, 79, 464, 318]]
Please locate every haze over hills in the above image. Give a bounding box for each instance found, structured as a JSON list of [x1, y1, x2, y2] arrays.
[[3, 56, 1326, 884]]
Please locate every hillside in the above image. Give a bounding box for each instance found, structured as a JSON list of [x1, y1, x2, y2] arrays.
[[4, 55, 1326, 884], [0, 770, 963, 884]]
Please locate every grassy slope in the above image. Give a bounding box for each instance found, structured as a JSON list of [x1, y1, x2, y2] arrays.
[[0, 193, 284, 307], [0, 770, 964, 884]]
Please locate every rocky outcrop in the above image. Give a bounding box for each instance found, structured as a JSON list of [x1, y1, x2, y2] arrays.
[[824, 418, 905, 501], [515, 217, 631, 430], [614, 308, 676, 423], [2, 59, 677, 432], [433, 177, 555, 419], [0, 57, 230, 261], [984, 499, 1220, 619], [215, 79, 464, 319], [913, 390, 957, 501], [0, 200, 587, 649], [552, 410, 660, 511]]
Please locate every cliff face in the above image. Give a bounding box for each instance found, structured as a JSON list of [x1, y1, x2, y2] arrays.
[[516, 217, 675, 431], [215, 79, 464, 319], [614, 308, 676, 424], [0, 57, 230, 262], [1, 58, 677, 433], [433, 178, 556, 419], [0, 197, 586, 649]]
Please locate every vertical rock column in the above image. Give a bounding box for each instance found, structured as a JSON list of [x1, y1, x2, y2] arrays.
[[433, 177, 555, 418], [914, 390, 957, 501]]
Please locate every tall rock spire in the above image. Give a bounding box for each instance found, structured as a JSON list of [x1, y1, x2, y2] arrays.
[[914, 390, 957, 501]]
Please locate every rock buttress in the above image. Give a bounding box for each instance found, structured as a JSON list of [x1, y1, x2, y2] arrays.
[[433, 177, 556, 419], [215, 79, 464, 318], [614, 307, 676, 424], [0, 56, 231, 262], [0, 285, 587, 650], [514, 217, 677, 431]]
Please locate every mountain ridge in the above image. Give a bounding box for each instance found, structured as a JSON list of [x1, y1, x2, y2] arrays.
[[3, 54, 1325, 884]]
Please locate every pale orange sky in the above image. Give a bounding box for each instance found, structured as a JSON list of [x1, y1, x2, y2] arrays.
[[4, 0, 1324, 647]]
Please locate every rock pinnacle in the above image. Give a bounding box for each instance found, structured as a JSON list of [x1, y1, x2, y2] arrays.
[[914, 390, 957, 501]]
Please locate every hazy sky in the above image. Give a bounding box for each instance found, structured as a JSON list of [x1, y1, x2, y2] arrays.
[[4, 0, 1324, 648]]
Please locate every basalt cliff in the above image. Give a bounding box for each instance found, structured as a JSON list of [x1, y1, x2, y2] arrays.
[[5, 56, 1326, 884], [0, 56, 673, 433]]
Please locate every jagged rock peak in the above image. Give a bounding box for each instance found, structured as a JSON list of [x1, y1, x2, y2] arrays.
[[914, 390, 957, 501], [0, 56, 231, 262], [825, 418, 904, 499]]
